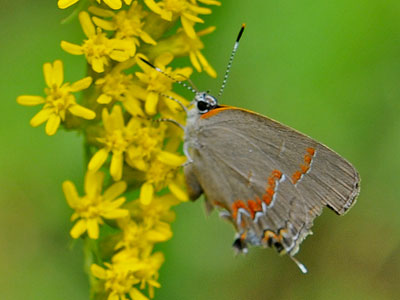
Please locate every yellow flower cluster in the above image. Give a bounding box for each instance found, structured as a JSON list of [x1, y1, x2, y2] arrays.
[[18, 1, 220, 299]]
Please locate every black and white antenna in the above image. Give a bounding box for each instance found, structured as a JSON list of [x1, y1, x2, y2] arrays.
[[139, 58, 198, 94], [218, 24, 245, 98]]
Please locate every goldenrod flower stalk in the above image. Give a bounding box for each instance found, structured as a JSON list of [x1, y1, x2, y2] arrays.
[[18, 1, 220, 299]]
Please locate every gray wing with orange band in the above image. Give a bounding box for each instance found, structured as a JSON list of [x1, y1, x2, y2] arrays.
[[184, 107, 360, 255]]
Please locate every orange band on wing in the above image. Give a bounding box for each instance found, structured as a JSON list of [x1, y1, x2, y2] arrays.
[[292, 147, 316, 184], [232, 200, 249, 220], [231, 169, 284, 224], [200, 105, 237, 119], [247, 198, 262, 219], [263, 169, 282, 206]]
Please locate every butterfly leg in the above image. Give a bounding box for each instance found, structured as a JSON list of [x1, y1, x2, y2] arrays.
[[183, 142, 194, 166]]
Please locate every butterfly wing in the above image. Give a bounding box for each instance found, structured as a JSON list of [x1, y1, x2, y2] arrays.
[[184, 107, 360, 255]]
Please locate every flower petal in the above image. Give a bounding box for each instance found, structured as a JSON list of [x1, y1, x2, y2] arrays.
[[189, 51, 202, 72], [157, 151, 186, 166], [188, 4, 212, 15], [104, 197, 126, 210], [87, 218, 99, 239], [129, 288, 149, 300], [109, 50, 131, 62], [103, 0, 122, 10], [123, 97, 144, 117], [62, 180, 80, 208], [181, 16, 197, 39], [102, 108, 112, 132], [104, 181, 127, 201], [155, 52, 173, 67], [90, 264, 107, 279], [145, 92, 158, 116], [144, 0, 162, 14], [43, 62, 53, 87], [92, 17, 116, 31], [140, 31, 157, 45], [182, 12, 205, 23], [45, 114, 61, 136], [61, 41, 83, 55], [91, 58, 105, 73], [197, 26, 216, 37], [79, 11, 95, 37], [101, 208, 128, 219], [168, 182, 189, 202], [68, 104, 96, 119], [85, 171, 104, 197], [88, 6, 116, 18], [70, 219, 87, 239], [17, 95, 45, 106], [88, 148, 109, 171], [58, 0, 79, 9], [108, 292, 120, 300], [140, 182, 154, 205], [198, 0, 221, 5], [30, 109, 52, 127], [69, 76, 93, 92], [197, 51, 216, 78], [53, 60, 64, 87], [110, 105, 125, 130], [110, 151, 123, 181], [97, 94, 113, 104]]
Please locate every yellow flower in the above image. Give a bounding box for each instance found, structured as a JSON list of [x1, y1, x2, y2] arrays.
[[58, 0, 133, 10], [132, 252, 163, 299], [88, 105, 144, 181], [144, 0, 220, 38], [124, 119, 167, 171], [112, 250, 164, 299], [115, 218, 172, 253], [63, 170, 129, 239], [17, 60, 95, 136], [61, 11, 134, 73], [95, 70, 145, 116], [139, 151, 187, 205], [90, 2, 156, 49], [183, 26, 217, 77], [131, 193, 178, 224], [91, 261, 147, 300], [91, 251, 163, 300], [135, 53, 192, 115]]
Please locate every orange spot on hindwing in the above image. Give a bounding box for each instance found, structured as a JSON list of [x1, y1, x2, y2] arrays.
[[292, 147, 316, 184], [247, 199, 261, 219], [232, 200, 249, 220], [263, 228, 289, 252], [262, 169, 283, 206], [230, 169, 284, 225]]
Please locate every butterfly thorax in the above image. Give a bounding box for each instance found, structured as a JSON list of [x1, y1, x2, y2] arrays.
[[185, 92, 218, 145]]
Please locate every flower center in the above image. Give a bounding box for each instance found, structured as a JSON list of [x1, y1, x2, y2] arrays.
[[105, 129, 130, 152]]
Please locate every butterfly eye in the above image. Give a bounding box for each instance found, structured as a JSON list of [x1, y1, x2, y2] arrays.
[[197, 100, 210, 113]]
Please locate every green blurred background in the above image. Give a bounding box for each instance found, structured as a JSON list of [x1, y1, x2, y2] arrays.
[[1, 0, 399, 299]]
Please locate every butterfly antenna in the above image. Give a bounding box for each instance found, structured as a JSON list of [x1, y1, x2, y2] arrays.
[[139, 58, 198, 94], [218, 24, 246, 98]]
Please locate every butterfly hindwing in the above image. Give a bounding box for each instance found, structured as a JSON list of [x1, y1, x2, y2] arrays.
[[184, 107, 360, 254]]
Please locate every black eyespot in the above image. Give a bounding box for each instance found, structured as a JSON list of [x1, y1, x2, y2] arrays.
[[197, 100, 210, 113]]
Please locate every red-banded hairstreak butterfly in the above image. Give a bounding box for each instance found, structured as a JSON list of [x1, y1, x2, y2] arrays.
[[140, 24, 360, 273]]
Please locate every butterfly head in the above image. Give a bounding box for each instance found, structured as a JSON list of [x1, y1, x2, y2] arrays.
[[194, 92, 218, 114]]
